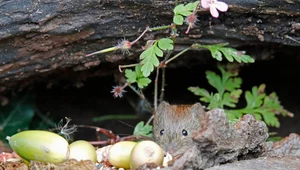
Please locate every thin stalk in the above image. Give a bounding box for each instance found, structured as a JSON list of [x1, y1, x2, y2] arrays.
[[86, 47, 116, 57], [146, 115, 154, 125], [165, 47, 191, 64], [118, 63, 140, 72], [130, 27, 151, 45], [150, 25, 173, 31], [128, 84, 145, 100], [154, 66, 160, 111], [159, 67, 166, 103]]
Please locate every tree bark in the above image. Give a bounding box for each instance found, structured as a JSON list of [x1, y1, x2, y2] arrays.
[[0, 0, 300, 88]]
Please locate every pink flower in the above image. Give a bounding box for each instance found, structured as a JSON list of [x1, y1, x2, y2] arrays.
[[201, 0, 228, 18], [185, 14, 198, 34], [111, 85, 126, 98]]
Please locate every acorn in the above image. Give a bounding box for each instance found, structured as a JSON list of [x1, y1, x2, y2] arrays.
[[69, 140, 97, 163], [130, 140, 164, 169], [108, 141, 137, 169], [7, 130, 69, 163]]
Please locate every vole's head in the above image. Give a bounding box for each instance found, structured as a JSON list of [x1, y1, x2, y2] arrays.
[[153, 101, 204, 157]]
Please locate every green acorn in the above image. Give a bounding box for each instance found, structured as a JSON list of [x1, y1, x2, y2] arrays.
[[7, 130, 69, 163]]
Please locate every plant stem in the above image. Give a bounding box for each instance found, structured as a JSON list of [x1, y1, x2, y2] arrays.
[[130, 25, 172, 45], [154, 67, 160, 111], [146, 115, 154, 125], [165, 47, 191, 64], [118, 63, 140, 72], [159, 67, 166, 103], [130, 27, 151, 45], [86, 46, 116, 57], [150, 25, 173, 31], [128, 84, 145, 100]]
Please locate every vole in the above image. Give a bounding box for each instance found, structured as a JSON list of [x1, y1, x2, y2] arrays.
[[153, 101, 205, 157]]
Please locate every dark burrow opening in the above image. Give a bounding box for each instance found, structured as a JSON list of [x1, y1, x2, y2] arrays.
[[2, 46, 300, 145]]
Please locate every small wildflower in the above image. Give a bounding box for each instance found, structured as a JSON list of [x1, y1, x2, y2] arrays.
[[117, 39, 132, 54], [111, 85, 126, 98], [185, 14, 198, 34], [201, 0, 228, 18]]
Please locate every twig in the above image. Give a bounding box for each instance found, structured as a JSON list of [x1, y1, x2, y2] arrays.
[[154, 66, 160, 111], [118, 63, 140, 72], [159, 67, 166, 103], [146, 115, 154, 125]]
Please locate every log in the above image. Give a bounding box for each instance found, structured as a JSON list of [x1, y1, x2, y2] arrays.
[[0, 0, 300, 89]]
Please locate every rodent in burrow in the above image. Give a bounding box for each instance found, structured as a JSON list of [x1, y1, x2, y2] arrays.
[[153, 101, 205, 157]]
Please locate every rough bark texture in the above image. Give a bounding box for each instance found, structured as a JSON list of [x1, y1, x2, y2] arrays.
[[1, 0, 300, 89], [159, 109, 269, 170], [155, 110, 300, 170], [206, 156, 300, 170]]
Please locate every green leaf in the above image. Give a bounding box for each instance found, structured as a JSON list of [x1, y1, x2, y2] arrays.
[[125, 69, 137, 83], [137, 77, 152, 89], [240, 54, 255, 63], [173, 15, 184, 25], [201, 44, 255, 63], [226, 110, 243, 120], [221, 89, 242, 108], [173, 4, 185, 14], [185, 1, 199, 11], [133, 121, 152, 138], [140, 39, 173, 77], [140, 43, 161, 77], [173, 1, 199, 25], [218, 65, 242, 92], [267, 133, 283, 142], [224, 77, 242, 91], [206, 71, 222, 94], [190, 65, 243, 109], [125, 65, 152, 89], [173, 2, 198, 16], [210, 48, 223, 61], [189, 65, 290, 128], [135, 65, 143, 77], [245, 86, 265, 109], [260, 110, 279, 128], [188, 87, 212, 103], [158, 38, 174, 50], [207, 93, 222, 109], [252, 112, 263, 120]]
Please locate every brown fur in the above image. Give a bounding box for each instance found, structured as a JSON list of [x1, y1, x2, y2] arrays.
[[153, 101, 205, 156]]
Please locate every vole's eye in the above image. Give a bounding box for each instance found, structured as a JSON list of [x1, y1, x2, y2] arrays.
[[182, 129, 188, 136], [160, 129, 164, 136]]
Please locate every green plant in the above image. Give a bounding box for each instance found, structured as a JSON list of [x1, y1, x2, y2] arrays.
[[188, 65, 293, 127], [125, 65, 152, 89], [133, 121, 152, 138], [86, 1, 255, 132], [173, 1, 199, 25]]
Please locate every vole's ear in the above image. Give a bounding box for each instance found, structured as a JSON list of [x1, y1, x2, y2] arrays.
[[154, 101, 170, 115], [190, 102, 205, 118]]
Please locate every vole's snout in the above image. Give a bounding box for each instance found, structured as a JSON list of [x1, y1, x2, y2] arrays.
[[165, 145, 181, 157]]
